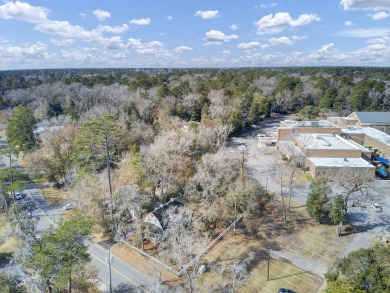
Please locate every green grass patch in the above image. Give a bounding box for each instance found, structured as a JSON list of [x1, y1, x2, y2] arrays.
[[31, 177, 48, 184]]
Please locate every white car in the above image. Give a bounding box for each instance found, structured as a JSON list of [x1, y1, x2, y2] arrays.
[[372, 202, 383, 213], [15, 192, 23, 200], [63, 203, 73, 210]]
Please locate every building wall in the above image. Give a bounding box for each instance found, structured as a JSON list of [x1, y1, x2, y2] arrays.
[[340, 117, 358, 128], [364, 136, 390, 158], [306, 160, 375, 179], [305, 149, 362, 158]]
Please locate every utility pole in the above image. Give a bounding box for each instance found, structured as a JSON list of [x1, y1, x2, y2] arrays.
[[105, 244, 114, 293], [267, 245, 271, 281]]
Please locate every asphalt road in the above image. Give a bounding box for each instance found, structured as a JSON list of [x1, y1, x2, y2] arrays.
[[24, 184, 156, 292]]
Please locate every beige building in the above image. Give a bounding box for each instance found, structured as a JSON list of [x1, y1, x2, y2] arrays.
[[276, 120, 375, 179], [328, 112, 390, 135], [341, 126, 390, 159]]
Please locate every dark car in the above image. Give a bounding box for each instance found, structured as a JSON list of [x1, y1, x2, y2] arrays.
[[278, 289, 296, 293]]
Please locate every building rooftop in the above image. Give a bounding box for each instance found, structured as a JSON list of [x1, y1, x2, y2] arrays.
[[342, 126, 390, 146], [349, 112, 390, 125], [282, 120, 338, 128], [295, 133, 360, 150], [307, 157, 375, 168]]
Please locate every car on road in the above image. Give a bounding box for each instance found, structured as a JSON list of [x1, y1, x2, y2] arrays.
[[372, 202, 383, 213], [63, 203, 74, 210], [15, 192, 23, 200], [278, 289, 296, 293]]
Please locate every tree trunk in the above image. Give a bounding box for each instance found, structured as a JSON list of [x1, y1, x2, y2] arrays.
[[234, 203, 237, 235], [105, 137, 114, 221], [68, 268, 72, 293], [280, 186, 287, 222], [336, 222, 342, 237]]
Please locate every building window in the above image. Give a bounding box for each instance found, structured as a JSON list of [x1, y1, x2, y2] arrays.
[[380, 128, 385, 132]]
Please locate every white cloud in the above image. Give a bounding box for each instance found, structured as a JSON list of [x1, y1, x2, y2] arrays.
[[370, 11, 390, 20], [204, 30, 238, 45], [0, 42, 48, 59], [166, 16, 173, 21], [230, 24, 239, 30], [96, 24, 129, 34], [126, 38, 168, 56], [367, 36, 389, 43], [195, 10, 220, 19], [0, 1, 48, 23], [222, 50, 230, 54], [174, 46, 193, 53], [93, 9, 111, 21], [340, 0, 390, 11], [308, 43, 348, 62], [345, 20, 354, 26], [268, 36, 305, 46], [79, 13, 86, 19], [129, 18, 151, 25], [237, 42, 268, 50], [341, 27, 390, 37], [255, 12, 320, 34], [50, 38, 74, 46], [259, 3, 278, 9]]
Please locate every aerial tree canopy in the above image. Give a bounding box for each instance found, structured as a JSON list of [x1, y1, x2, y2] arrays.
[[6, 105, 37, 154], [325, 243, 390, 293]]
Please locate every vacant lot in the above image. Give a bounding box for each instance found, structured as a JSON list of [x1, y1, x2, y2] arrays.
[[40, 187, 63, 206]]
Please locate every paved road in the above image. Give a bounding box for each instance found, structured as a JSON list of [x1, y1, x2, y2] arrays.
[[24, 184, 156, 292]]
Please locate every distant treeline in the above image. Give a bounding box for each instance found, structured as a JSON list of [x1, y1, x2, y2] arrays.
[[0, 67, 389, 132]]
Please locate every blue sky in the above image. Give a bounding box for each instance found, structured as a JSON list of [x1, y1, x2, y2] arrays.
[[0, 0, 390, 69]]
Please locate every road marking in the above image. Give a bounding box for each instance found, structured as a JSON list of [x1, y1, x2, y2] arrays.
[[89, 251, 139, 287], [25, 190, 55, 225]]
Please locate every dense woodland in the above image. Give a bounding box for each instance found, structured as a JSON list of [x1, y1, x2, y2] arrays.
[[0, 67, 390, 292]]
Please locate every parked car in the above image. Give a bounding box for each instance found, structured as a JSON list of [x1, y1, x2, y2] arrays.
[[63, 203, 74, 210], [15, 192, 23, 200], [372, 202, 383, 213], [278, 289, 296, 293]]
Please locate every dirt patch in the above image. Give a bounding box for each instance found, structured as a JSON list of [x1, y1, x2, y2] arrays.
[[90, 232, 113, 244]]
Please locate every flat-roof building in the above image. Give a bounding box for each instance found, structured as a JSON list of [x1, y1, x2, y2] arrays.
[[276, 120, 376, 180]]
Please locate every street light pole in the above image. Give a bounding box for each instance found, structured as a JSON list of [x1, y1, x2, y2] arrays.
[[267, 246, 271, 281]]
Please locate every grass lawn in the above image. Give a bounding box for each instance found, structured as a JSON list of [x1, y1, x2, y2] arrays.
[[40, 187, 64, 206]]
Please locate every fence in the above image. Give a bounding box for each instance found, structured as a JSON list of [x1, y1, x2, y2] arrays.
[[121, 216, 243, 277]]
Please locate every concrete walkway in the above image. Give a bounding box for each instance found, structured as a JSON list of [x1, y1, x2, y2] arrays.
[[271, 250, 327, 277]]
